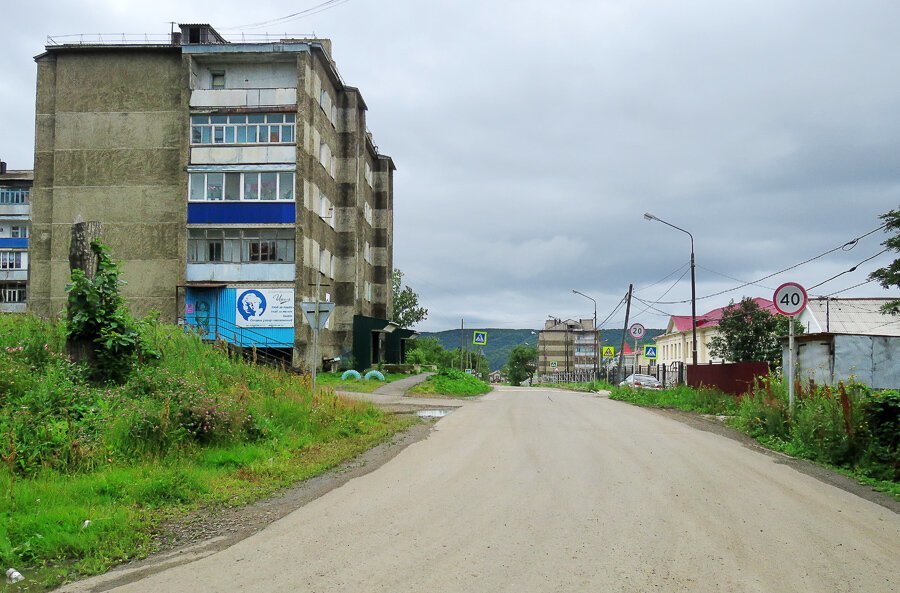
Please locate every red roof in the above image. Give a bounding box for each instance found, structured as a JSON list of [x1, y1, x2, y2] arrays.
[[668, 297, 777, 332]]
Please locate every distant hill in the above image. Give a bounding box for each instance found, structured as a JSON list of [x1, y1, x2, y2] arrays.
[[420, 327, 666, 371]]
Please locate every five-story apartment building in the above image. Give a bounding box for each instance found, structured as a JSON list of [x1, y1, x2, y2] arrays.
[[30, 24, 402, 370]]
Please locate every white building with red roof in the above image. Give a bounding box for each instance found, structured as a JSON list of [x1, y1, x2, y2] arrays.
[[654, 297, 779, 366]]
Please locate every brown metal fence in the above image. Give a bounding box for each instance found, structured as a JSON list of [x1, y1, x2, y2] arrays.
[[686, 362, 770, 395]]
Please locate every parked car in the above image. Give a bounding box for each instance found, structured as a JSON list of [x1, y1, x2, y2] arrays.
[[619, 374, 663, 389]]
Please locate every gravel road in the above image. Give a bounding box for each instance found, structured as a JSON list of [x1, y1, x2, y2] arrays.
[[57, 387, 899, 593]]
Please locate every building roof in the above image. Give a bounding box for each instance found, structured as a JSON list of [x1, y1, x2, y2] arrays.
[[0, 169, 33, 182], [802, 298, 900, 336], [666, 297, 778, 333]]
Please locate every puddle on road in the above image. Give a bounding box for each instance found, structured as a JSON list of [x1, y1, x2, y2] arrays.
[[416, 409, 450, 418]]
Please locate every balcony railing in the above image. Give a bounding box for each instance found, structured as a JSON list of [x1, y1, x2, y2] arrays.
[[0, 189, 29, 205]]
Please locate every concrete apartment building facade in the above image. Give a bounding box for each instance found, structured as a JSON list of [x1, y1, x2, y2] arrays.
[[537, 317, 598, 376], [0, 162, 32, 313], [29, 24, 401, 370]]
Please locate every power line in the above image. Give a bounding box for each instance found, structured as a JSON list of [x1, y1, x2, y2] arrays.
[[653, 223, 887, 305], [807, 249, 890, 290], [632, 267, 690, 321], [822, 278, 877, 297], [634, 261, 690, 293], [221, 0, 352, 30], [697, 265, 775, 292]]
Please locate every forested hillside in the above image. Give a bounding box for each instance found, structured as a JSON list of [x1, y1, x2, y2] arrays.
[[421, 328, 665, 370]]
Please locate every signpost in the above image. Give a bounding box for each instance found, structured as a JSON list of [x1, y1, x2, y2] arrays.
[[773, 282, 808, 413], [602, 346, 615, 359], [644, 345, 657, 360], [300, 302, 336, 399], [629, 323, 646, 339], [473, 331, 488, 346]]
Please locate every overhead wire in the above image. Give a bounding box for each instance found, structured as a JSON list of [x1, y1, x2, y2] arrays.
[[806, 249, 890, 290], [652, 223, 887, 305], [221, 0, 352, 30], [634, 261, 690, 293]]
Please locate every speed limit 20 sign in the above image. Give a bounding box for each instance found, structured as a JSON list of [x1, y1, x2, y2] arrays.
[[773, 282, 807, 316], [629, 323, 646, 339]]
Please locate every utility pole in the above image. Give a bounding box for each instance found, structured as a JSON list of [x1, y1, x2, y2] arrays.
[[617, 284, 633, 383], [460, 319, 464, 371]]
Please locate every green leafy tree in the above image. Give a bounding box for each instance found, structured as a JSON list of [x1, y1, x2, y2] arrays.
[[505, 344, 538, 385], [66, 241, 159, 382], [391, 268, 428, 328], [406, 337, 453, 368], [869, 208, 900, 314], [707, 298, 803, 366]]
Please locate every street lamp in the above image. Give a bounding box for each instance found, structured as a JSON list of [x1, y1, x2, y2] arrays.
[[643, 212, 698, 367], [572, 289, 599, 378]]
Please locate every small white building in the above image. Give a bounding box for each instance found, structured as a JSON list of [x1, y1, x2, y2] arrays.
[[784, 298, 900, 389]]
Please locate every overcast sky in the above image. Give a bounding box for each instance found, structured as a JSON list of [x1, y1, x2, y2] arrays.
[[2, 0, 898, 331]]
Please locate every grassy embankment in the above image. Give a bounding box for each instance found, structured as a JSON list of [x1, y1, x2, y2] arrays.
[[408, 368, 491, 397], [609, 379, 899, 498], [0, 314, 414, 591], [540, 380, 617, 393], [315, 372, 408, 393]]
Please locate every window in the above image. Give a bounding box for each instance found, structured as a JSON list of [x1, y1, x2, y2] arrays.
[[364, 241, 372, 264], [364, 162, 373, 187], [10, 226, 27, 238], [211, 71, 226, 89], [319, 89, 336, 126], [364, 281, 373, 302], [363, 202, 373, 225], [0, 188, 29, 205], [188, 228, 294, 264], [319, 140, 332, 173], [0, 252, 23, 269], [189, 171, 295, 201], [0, 283, 26, 303], [191, 113, 296, 145]]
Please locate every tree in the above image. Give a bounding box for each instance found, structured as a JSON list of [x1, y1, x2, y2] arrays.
[[406, 337, 453, 368], [505, 344, 538, 385], [869, 208, 900, 315], [707, 298, 803, 366], [391, 269, 428, 328]]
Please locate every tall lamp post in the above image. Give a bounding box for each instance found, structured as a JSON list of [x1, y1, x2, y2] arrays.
[[572, 289, 598, 379], [643, 213, 698, 367]]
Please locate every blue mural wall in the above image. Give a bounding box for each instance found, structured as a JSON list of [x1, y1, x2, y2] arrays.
[[184, 287, 294, 347]]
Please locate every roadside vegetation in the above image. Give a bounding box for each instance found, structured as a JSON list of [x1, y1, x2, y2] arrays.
[[610, 378, 899, 497], [0, 313, 413, 591], [408, 368, 491, 397], [544, 379, 617, 393]]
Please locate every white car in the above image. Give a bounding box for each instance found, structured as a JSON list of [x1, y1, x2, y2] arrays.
[[619, 374, 664, 389]]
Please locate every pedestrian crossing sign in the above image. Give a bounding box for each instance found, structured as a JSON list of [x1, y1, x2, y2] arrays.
[[644, 345, 658, 359], [602, 346, 615, 359], [473, 331, 488, 346]]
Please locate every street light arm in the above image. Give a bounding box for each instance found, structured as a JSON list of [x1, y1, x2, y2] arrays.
[[646, 216, 694, 252]]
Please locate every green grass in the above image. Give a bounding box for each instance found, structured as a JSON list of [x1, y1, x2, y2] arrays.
[[408, 369, 491, 397], [608, 378, 899, 500], [0, 313, 417, 591], [609, 384, 740, 415], [315, 372, 408, 393], [543, 380, 616, 392]]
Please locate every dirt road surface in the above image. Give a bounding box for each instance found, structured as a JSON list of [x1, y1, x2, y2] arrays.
[[57, 387, 899, 593]]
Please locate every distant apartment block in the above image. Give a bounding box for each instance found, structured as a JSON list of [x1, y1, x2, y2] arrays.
[[0, 162, 31, 313], [538, 317, 598, 375], [30, 24, 409, 370]]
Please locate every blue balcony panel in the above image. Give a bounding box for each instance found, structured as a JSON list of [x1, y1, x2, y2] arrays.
[[0, 238, 28, 249], [187, 202, 295, 224]]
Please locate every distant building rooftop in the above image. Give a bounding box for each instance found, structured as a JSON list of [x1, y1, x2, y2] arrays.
[[803, 298, 900, 337]]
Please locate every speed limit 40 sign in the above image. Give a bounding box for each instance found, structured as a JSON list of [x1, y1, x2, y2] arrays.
[[773, 282, 807, 316]]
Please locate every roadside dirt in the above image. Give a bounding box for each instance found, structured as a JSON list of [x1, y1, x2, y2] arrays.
[[147, 416, 437, 558], [648, 407, 900, 514]]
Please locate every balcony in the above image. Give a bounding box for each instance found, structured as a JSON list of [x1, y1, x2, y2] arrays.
[[186, 263, 295, 283], [0, 189, 30, 217], [191, 88, 297, 109]]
